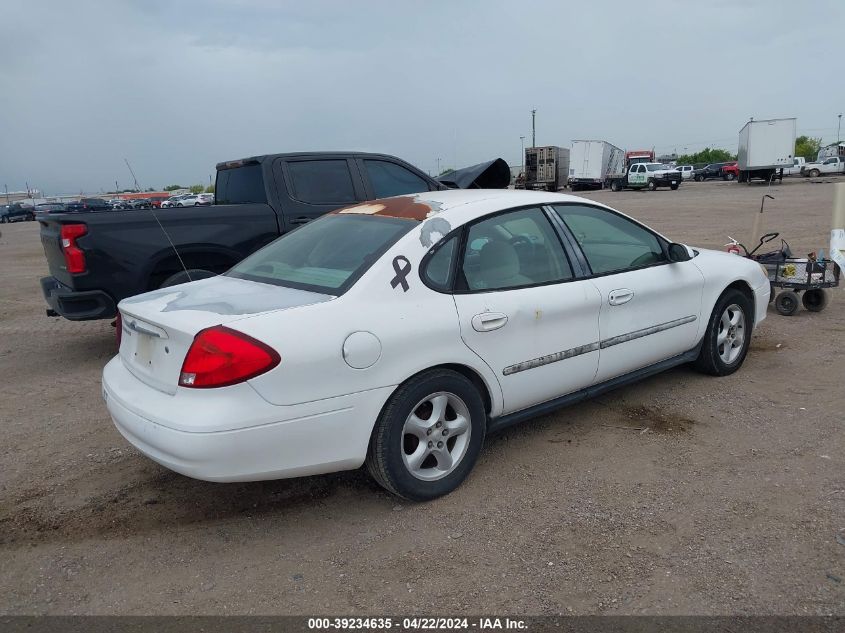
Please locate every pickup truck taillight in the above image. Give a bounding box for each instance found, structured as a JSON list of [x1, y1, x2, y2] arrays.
[[60, 223, 88, 274]]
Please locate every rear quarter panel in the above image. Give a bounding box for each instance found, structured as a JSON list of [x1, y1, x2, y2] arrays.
[[239, 225, 505, 417]]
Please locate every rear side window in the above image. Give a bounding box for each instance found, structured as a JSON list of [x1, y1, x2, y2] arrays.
[[215, 164, 266, 204], [422, 235, 458, 290], [364, 160, 431, 198], [288, 160, 356, 205]]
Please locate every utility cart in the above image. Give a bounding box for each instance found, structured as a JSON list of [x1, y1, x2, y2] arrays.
[[730, 232, 841, 316]]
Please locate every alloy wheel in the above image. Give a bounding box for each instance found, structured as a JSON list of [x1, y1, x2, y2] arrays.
[[717, 303, 746, 364], [401, 391, 471, 481]]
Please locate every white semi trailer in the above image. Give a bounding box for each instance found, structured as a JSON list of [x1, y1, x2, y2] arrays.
[[568, 140, 625, 191], [737, 118, 796, 184]]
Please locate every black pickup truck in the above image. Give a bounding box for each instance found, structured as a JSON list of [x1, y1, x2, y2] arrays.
[[39, 152, 457, 321]]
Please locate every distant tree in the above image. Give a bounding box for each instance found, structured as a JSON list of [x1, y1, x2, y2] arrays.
[[675, 147, 736, 166], [145, 187, 155, 192], [189, 184, 205, 194], [794, 135, 822, 161], [438, 168, 454, 176], [163, 184, 183, 191], [204, 184, 215, 193]]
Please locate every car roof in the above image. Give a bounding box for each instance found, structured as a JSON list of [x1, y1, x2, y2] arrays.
[[332, 189, 605, 224]]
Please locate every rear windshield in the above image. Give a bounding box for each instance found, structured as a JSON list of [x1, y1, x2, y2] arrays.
[[227, 214, 414, 294], [645, 164, 663, 171], [215, 164, 266, 204]]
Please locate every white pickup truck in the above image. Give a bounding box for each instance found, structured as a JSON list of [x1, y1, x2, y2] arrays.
[[783, 157, 806, 176], [801, 156, 845, 177], [608, 162, 681, 191]]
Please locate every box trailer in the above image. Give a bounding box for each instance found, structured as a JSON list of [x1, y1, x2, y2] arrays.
[[524, 146, 569, 191], [569, 140, 625, 190], [737, 118, 796, 183]]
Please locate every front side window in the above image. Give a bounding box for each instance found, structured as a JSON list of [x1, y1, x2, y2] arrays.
[[459, 207, 572, 292], [228, 215, 412, 294], [554, 204, 666, 274], [287, 160, 356, 205], [364, 160, 431, 198]]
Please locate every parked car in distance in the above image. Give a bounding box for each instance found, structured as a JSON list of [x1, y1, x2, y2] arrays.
[[176, 193, 214, 206], [783, 157, 806, 176], [720, 162, 739, 181], [103, 189, 770, 500], [693, 162, 735, 182], [65, 198, 114, 213], [676, 165, 694, 180], [35, 203, 67, 214], [801, 156, 845, 178], [1, 203, 36, 222], [130, 198, 153, 209], [160, 196, 182, 208]]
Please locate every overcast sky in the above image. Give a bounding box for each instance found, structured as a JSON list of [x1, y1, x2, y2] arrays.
[[1, 0, 843, 195]]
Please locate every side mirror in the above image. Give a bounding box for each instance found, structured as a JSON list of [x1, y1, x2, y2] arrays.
[[668, 243, 692, 262]]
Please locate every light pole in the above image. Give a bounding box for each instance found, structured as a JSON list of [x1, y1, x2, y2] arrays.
[[531, 109, 536, 148], [520, 136, 525, 172], [436, 157, 441, 175], [838, 113, 842, 144]]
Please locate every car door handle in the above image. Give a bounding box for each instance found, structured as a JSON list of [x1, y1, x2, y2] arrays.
[[608, 289, 634, 306], [471, 312, 508, 332], [290, 217, 311, 225]]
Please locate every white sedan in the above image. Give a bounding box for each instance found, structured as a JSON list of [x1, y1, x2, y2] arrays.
[[103, 190, 769, 500]]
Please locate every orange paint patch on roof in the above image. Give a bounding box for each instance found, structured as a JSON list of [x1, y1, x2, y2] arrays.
[[333, 196, 433, 221]]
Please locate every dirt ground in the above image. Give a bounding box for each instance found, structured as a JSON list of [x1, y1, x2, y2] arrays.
[[1, 177, 843, 616]]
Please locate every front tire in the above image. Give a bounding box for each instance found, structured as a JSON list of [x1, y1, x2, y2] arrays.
[[725, 172, 736, 181], [366, 369, 486, 501], [611, 180, 622, 192], [693, 289, 753, 376], [809, 169, 820, 178]]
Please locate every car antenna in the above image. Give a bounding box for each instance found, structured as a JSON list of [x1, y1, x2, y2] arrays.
[[124, 158, 191, 282]]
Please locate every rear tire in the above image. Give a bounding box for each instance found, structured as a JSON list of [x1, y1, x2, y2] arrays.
[[801, 288, 827, 312], [725, 172, 736, 181], [693, 289, 753, 376], [159, 269, 217, 288], [647, 180, 657, 191], [366, 369, 486, 501], [774, 290, 799, 316], [611, 180, 622, 192], [695, 175, 704, 182]]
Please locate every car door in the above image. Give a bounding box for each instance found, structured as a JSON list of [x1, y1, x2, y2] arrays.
[[552, 203, 704, 383], [628, 164, 645, 187], [449, 206, 602, 414], [274, 157, 367, 230]]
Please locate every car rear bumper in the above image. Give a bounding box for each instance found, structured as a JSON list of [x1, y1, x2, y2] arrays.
[[41, 276, 117, 320], [102, 356, 393, 482]]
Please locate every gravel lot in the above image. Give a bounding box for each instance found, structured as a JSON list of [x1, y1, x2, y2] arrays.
[[1, 178, 843, 615]]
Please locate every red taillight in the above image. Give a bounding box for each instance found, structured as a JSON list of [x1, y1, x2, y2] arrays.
[[179, 326, 280, 389], [60, 223, 87, 274]]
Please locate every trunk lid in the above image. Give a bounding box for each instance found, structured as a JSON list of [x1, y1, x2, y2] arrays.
[[117, 275, 333, 394]]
